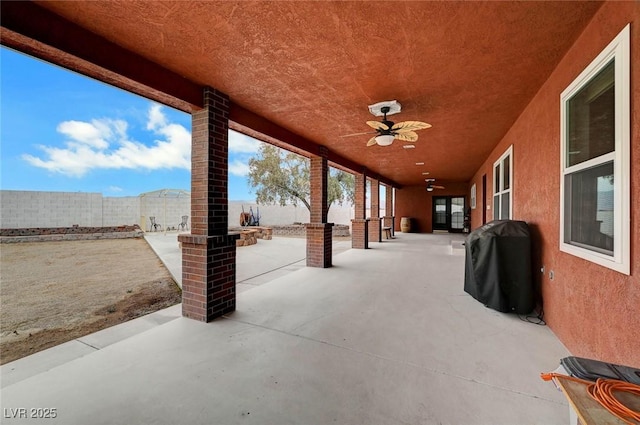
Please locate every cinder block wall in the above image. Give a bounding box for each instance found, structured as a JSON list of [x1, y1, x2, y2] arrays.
[[140, 196, 191, 231], [1, 191, 356, 229], [0, 191, 103, 228], [227, 201, 356, 226], [229, 202, 306, 226], [103, 196, 140, 227]]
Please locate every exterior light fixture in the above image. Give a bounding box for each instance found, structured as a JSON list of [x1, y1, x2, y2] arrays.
[[426, 179, 434, 192], [425, 178, 443, 192], [375, 134, 395, 146]]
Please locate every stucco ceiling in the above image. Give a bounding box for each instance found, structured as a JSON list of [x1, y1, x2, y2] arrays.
[[3, 1, 603, 188]]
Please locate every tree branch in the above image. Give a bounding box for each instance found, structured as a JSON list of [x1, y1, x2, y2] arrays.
[[273, 182, 311, 212]]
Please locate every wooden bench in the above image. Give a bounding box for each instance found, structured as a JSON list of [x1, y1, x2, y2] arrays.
[[383, 226, 392, 239], [553, 375, 640, 424]]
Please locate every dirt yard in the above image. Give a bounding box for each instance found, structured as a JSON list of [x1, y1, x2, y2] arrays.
[[0, 238, 181, 364]]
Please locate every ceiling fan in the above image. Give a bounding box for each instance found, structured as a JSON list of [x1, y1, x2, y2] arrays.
[[342, 100, 432, 147], [426, 178, 445, 192]]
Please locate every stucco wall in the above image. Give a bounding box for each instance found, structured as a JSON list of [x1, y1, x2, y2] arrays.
[[468, 1, 639, 366]]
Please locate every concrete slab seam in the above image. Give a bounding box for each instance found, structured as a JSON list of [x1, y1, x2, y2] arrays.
[[221, 315, 568, 406]]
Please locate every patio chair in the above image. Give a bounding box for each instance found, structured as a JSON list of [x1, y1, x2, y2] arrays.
[[149, 216, 162, 232], [179, 215, 189, 231]]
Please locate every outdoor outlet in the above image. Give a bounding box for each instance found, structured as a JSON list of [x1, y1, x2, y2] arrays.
[[549, 270, 555, 280]]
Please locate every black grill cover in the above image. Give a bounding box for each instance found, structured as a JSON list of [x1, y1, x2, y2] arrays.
[[464, 220, 534, 314]]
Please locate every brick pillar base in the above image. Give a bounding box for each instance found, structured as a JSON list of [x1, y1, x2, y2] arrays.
[[383, 216, 395, 237], [178, 233, 240, 322], [306, 223, 333, 268], [368, 217, 381, 243], [351, 219, 369, 249]]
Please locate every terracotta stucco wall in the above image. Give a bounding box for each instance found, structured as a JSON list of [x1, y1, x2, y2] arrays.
[[395, 182, 469, 233], [469, 1, 639, 366]]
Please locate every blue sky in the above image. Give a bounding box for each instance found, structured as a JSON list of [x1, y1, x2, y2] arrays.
[[0, 47, 261, 201]]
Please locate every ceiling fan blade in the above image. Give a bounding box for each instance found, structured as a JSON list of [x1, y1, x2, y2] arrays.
[[433, 185, 445, 189], [366, 121, 390, 131], [392, 121, 432, 133], [394, 131, 418, 142], [366, 136, 378, 147], [341, 131, 376, 138]]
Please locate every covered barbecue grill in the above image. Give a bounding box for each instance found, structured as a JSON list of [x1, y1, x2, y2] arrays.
[[464, 220, 534, 314]]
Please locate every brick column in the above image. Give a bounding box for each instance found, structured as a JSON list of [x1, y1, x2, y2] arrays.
[[351, 170, 368, 249], [178, 87, 239, 322], [383, 184, 395, 237], [368, 178, 381, 242], [306, 146, 333, 267]]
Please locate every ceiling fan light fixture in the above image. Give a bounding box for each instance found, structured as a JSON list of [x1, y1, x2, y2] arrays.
[[426, 186, 434, 192], [375, 134, 395, 146]]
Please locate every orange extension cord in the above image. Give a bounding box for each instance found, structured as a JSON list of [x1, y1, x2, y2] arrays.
[[541, 372, 640, 425]]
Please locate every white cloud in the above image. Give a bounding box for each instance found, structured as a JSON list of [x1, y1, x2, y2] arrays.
[[227, 131, 260, 177], [229, 130, 261, 154], [228, 159, 250, 177], [107, 185, 123, 193], [56, 120, 114, 150], [146, 103, 168, 131], [23, 103, 191, 177]]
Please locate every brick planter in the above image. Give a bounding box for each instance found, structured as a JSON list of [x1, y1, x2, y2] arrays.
[[228, 224, 349, 246], [269, 224, 350, 237], [235, 229, 258, 247], [229, 226, 273, 247], [0, 225, 143, 243]]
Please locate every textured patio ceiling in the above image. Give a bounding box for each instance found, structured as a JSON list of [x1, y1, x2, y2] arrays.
[[1, 1, 603, 187]]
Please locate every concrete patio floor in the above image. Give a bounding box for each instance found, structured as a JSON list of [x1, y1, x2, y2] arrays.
[[141, 232, 353, 291], [0, 233, 570, 424]]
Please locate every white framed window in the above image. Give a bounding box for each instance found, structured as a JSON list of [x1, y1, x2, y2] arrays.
[[560, 24, 630, 275], [493, 146, 512, 220], [470, 184, 477, 209]]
